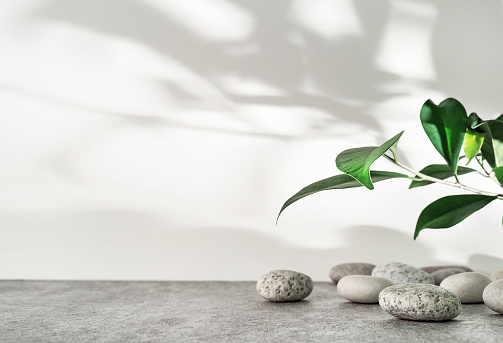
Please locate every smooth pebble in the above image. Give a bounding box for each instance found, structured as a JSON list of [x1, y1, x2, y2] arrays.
[[431, 268, 465, 285], [483, 279, 503, 314], [379, 284, 461, 321], [420, 265, 472, 274], [329, 262, 375, 284], [490, 270, 503, 281], [256, 270, 313, 302], [440, 272, 491, 303], [337, 275, 393, 303], [372, 262, 434, 284]]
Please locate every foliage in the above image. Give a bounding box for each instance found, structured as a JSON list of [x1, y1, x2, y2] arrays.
[[278, 98, 503, 239]]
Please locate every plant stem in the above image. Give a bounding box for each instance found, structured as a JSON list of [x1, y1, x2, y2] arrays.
[[383, 154, 503, 198], [476, 156, 503, 189]]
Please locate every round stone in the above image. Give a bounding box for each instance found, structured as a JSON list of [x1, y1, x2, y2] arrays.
[[337, 275, 393, 303], [379, 284, 462, 321], [490, 270, 503, 282], [483, 279, 503, 314], [329, 262, 376, 284], [440, 272, 491, 303], [372, 262, 434, 285], [256, 270, 313, 302], [420, 265, 473, 274], [431, 268, 466, 285]]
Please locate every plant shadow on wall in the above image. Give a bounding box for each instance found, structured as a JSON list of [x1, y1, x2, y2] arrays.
[[432, 0, 503, 111], [32, 0, 401, 139]]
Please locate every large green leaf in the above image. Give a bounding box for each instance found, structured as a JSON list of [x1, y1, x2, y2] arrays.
[[479, 120, 503, 168], [409, 164, 477, 189], [414, 194, 497, 239], [468, 114, 503, 168], [420, 98, 468, 176], [493, 166, 503, 186], [277, 171, 411, 222], [335, 131, 404, 190]]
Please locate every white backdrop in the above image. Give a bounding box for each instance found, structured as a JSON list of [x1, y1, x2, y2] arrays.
[[2, 0, 503, 280]]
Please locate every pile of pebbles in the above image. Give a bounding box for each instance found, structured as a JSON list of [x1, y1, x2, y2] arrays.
[[256, 262, 503, 321]]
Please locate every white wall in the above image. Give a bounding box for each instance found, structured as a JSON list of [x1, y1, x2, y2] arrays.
[[2, 0, 503, 281]]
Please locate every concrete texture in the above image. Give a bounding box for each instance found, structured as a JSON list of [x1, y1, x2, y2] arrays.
[[1, 281, 502, 342]]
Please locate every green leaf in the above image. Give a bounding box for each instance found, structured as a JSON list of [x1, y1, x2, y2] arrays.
[[409, 164, 477, 189], [335, 131, 404, 190], [277, 171, 411, 223], [479, 120, 503, 168], [414, 194, 497, 239], [493, 166, 503, 186], [463, 129, 485, 165], [420, 98, 468, 176], [496, 114, 503, 121]]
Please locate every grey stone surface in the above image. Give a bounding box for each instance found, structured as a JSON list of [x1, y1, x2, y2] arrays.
[[372, 262, 434, 284], [256, 270, 313, 302], [440, 272, 492, 303], [379, 284, 462, 321], [1, 280, 503, 343], [329, 262, 375, 283], [337, 275, 393, 303], [490, 270, 503, 281], [483, 279, 503, 314], [431, 268, 465, 285], [420, 265, 473, 274]]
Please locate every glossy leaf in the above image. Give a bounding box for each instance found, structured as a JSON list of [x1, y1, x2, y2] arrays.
[[420, 98, 468, 176], [480, 120, 503, 168], [493, 166, 503, 186], [335, 131, 404, 190], [277, 171, 411, 222], [409, 165, 477, 189], [414, 194, 497, 239]]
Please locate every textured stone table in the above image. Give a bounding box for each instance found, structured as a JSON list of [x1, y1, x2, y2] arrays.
[[1, 281, 502, 342]]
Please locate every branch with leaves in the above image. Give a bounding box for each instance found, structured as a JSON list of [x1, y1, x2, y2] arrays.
[[277, 98, 503, 239]]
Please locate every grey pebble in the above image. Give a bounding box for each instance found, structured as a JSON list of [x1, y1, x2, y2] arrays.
[[329, 262, 375, 284], [483, 279, 503, 314], [490, 270, 503, 281], [440, 272, 491, 303], [256, 270, 313, 302], [420, 265, 473, 274], [379, 284, 461, 321], [337, 275, 393, 303], [372, 262, 434, 284], [431, 268, 465, 285]]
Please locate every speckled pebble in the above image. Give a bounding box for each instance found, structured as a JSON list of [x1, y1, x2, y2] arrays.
[[372, 262, 434, 285], [483, 279, 503, 314], [490, 270, 503, 281], [420, 265, 473, 274], [379, 284, 461, 321], [329, 262, 376, 284], [431, 268, 465, 285], [440, 272, 491, 303], [256, 270, 313, 302], [337, 275, 393, 303]]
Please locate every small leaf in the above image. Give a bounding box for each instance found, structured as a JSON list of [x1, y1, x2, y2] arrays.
[[493, 166, 503, 186], [414, 194, 497, 239], [463, 129, 484, 165], [277, 171, 411, 223], [409, 165, 477, 189], [420, 98, 468, 176], [335, 131, 404, 190]]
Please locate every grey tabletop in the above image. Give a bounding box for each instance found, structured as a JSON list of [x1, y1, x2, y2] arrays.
[[1, 280, 501, 342]]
